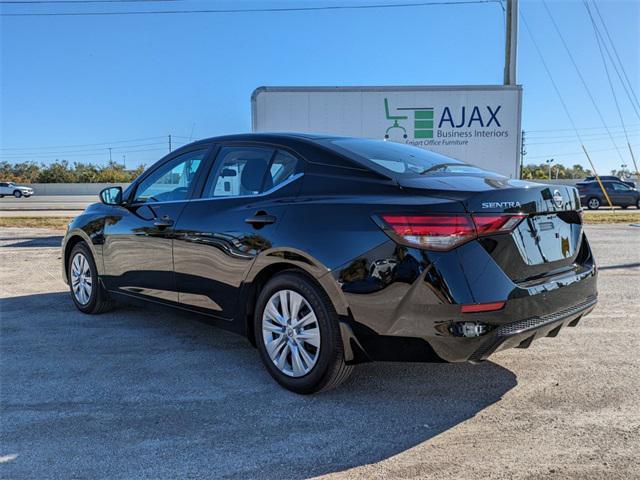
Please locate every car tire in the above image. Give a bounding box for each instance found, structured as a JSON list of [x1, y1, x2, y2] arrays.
[[67, 242, 114, 314], [13, 190, 22, 198], [637, 199, 640, 209], [254, 271, 353, 394], [587, 197, 600, 210], [621, 205, 629, 209]]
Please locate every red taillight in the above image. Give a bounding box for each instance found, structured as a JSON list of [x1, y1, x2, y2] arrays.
[[380, 214, 476, 251], [461, 301, 506, 313], [472, 214, 526, 236], [378, 213, 525, 251]]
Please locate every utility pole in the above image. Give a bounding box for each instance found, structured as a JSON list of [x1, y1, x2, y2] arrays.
[[504, 0, 519, 85], [123, 154, 126, 169], [168, 134, 172, 153], [108, 147, 112, 163], [519, 130, 526, 178]]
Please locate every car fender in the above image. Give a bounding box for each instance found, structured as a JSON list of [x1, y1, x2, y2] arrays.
[[244, 246, 350, 317], [61, 226, 104, 284]]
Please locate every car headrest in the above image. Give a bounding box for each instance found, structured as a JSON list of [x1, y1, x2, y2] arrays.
[[240, 159, 273, 192]]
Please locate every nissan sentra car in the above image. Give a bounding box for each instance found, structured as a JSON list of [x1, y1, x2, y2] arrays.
[[62, 133, 598, 393]]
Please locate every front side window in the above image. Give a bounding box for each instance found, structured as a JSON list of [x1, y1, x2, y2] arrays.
[[134, 149, 207, 203]]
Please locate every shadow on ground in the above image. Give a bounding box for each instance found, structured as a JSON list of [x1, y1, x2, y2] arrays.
[[0, 236, 63, 248], [1, 292, 517, 480]]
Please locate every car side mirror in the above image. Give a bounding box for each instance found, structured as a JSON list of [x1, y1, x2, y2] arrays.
[[99, 186, 123, 205]]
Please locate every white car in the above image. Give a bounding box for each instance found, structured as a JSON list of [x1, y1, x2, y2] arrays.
[[0, 182, 34, 198]]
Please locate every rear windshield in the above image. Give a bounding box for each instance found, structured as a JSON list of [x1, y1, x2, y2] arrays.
[[327, 138, 486, 177]]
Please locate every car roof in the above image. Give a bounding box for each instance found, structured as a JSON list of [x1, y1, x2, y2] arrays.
[[191, 132, 344, 146]]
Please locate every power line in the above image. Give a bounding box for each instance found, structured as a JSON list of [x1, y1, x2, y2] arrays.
[[584, 0, 638, 175], [0, 144, 187, 160], [0, 0, 180, 3], [0, 141, 170, 157], [0, 0, 501, 16], [592, 1, 640, 115], [541, 0, 626, 165], [521, 9, 612, 205], [527, 123, 640, 134], [527, 143, 640, 161], [0, 135, 167, 150]]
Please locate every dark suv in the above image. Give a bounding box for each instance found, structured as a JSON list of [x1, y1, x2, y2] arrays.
[[577, 180, 640, 210]]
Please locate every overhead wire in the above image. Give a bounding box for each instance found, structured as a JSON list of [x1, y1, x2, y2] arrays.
[[583, 0, 638, 175], [541, 0, 625, 167], [592, 1, 640, 115], [521, 9, 612, 205], [0, 0, 502, 16]]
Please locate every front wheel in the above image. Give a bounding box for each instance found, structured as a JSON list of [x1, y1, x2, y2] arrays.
[[636, 199, 640, 209], [67, 242, 114, 314], [254, 272, 353, 394], [587, 197, 601, 210], [13, 190, 22, 198]]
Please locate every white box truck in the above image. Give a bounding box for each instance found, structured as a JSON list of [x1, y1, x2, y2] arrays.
[[251, 85, 523, 178]]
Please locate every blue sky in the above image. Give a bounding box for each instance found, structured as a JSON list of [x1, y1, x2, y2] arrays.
[[1, 0, 638, 173]]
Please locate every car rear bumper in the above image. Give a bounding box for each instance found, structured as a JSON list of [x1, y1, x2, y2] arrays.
[[467, 295, 597, 362], [334, 236, 598, 364]]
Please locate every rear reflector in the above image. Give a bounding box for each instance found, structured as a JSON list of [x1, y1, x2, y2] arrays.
[[378, 213, 525, 251], [461, 302, 506, 313]]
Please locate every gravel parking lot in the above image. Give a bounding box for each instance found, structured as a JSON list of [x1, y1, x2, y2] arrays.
[[1, 225, 639, 480]]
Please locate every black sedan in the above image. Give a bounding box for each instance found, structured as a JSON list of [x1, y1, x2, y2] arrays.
[[576, 180, 640, 210], [62, 133, 598, 393]]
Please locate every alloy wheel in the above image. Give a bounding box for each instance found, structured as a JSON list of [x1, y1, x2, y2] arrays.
[[588, 198, 600, 209], [71, 252, 93, 305], [261, 289, 321, 378]]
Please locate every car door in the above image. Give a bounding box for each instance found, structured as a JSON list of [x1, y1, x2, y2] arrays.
[[611, 182, 635, 206], [101, 146, 212, 303], [0, 183, 8, 195], [173, 144, 303, 319]]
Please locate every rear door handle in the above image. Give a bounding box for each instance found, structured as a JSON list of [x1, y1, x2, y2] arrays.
[[154, 215, 174, 228], [245, 212, 276, 227]]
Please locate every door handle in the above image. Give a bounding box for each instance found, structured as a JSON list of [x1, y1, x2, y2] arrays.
[[245, 211, 276, 227], [154, 215, 174, 228]]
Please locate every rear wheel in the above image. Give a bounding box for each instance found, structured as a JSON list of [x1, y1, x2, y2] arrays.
[[254, 272, 353, 394], [587, 197, 600, 210], [67, 242, 114, 314], [13, 190, 22, 198], [637, 199, 640, 209]]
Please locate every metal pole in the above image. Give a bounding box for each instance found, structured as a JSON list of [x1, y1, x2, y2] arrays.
[[504, 0, 519, 85], [108, 147, 112, 163], [168, 135, 172, 153]]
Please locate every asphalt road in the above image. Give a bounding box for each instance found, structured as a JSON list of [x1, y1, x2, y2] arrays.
[[1, 225, 639, 479], [1, 195, 638, 217], [0, 195, 95, 212]]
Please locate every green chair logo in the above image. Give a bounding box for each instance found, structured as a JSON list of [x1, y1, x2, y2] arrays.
[[384, 98, 408, 139], [383, 98, 434, 139]]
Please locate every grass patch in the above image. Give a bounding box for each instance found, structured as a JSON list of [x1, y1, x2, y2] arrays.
[[0, 216, 72, 229], [582, 211, 640, 224], [0, 211, 638, 230]]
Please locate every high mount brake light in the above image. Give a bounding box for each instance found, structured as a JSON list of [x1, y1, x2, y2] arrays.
[[379, 213, 526, 251]]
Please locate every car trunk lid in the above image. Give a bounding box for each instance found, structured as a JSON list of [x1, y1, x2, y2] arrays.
[[398, 174, 585, 283]]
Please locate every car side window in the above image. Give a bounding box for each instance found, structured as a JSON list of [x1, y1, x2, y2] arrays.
[[203, 146, 275, 198], [613, 183, 631, 191], [269, 150, 299, 189], [134, 149, 207, 204]]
